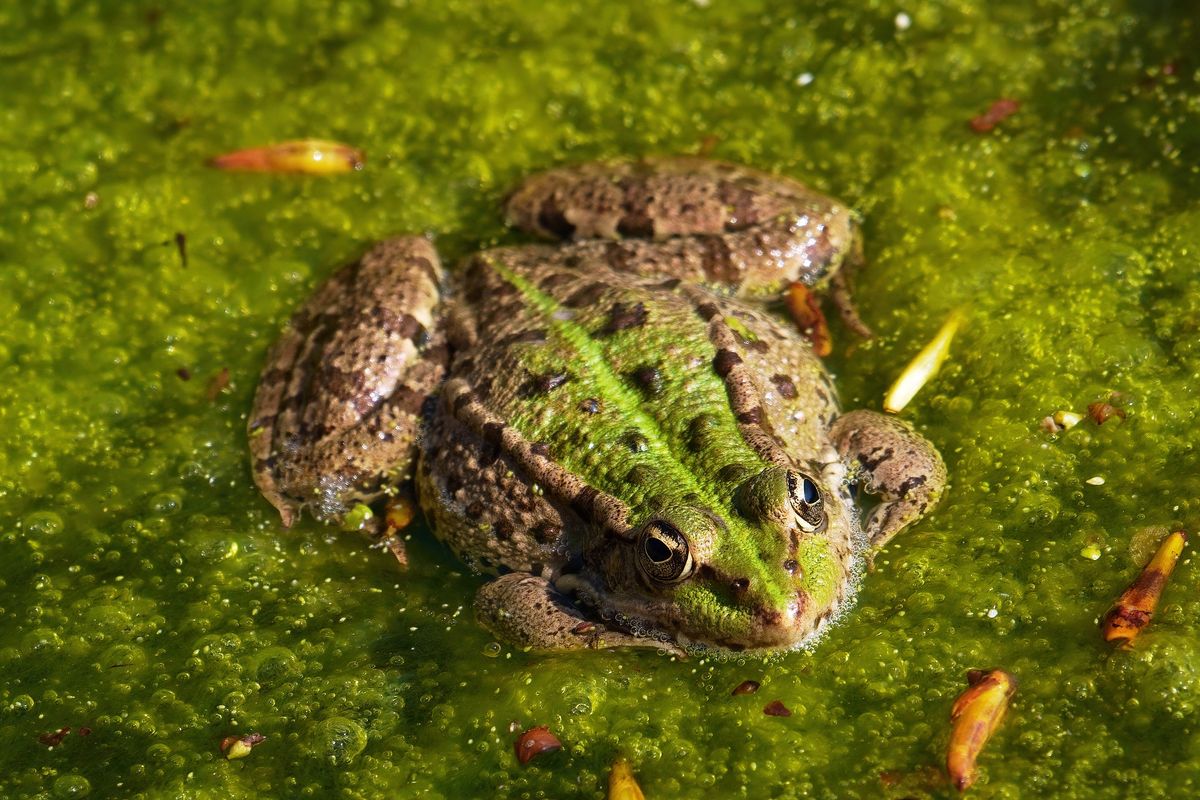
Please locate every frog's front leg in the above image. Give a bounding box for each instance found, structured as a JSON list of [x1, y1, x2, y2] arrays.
[[831, 410, 946, 549], [505, 157, 871, 335], [476, 574, 684, 656], [249, 236, 447, 529]]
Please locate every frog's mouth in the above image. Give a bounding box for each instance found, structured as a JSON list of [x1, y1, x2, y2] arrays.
[[555, 573, 846, 652]]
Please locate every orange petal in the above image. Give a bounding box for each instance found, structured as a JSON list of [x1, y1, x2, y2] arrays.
[[784, 282, 832, 356], [208, 139, 364, 174], [1103, 530, 1187, 645], [946, 668, 1016, 791]]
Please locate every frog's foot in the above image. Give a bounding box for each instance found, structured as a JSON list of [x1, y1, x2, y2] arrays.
[[504, 158, 862, 303], [831, 410, 946, 550], [475, 573, 684, 656], [248, 236, 448, 528], [828, 239, 873, 339]]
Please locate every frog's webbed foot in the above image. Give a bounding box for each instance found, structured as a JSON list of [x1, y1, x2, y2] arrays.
[[475, 573, 684, 656], [504, 159, 867, 328], [831, 410, 946, 550], [248, 236, 448, 529]]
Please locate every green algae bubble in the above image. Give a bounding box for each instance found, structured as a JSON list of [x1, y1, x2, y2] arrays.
[[255, 646, 301, 686], [23, 510, 64, 536], [314, 717, 368, 766], [8, 695, 34, 714], [148, 491, 183, 515], [51, 775, 91, 798]]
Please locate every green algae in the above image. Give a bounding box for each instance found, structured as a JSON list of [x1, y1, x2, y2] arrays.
[[1, 0, 1199, 797]]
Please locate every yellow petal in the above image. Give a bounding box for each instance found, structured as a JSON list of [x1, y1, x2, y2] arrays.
[[883, 309, 965, 414], [609, 757, 647, 800]]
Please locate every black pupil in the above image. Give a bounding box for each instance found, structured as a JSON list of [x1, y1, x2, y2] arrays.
[[645, 536, 673, 563], [802, 477, 819, 504]]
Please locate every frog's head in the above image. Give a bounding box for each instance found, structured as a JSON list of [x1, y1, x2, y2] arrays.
[[589, 465, 859, 651]]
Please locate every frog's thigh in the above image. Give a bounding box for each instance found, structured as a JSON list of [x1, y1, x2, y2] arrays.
[[475, 573, 680, 654], [249, 236, 446, 526], [831, 410, 946, 549], [505, 158, 859, 297]]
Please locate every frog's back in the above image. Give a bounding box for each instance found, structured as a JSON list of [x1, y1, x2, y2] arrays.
[[419, 245, 842, 570]]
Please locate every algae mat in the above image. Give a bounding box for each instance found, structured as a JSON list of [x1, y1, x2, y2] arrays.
[[2, 1, 1199, 797]]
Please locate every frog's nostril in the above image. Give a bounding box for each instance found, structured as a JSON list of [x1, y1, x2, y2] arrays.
[[731, 577, 750, 595], [783, 558, 799, 575]]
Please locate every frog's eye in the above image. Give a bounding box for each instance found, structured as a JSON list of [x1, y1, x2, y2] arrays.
[[786, 470, 826, 532], [637, 521, 694, 584]]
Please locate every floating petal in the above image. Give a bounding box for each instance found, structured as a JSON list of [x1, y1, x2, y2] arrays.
[[1103, 530, 1187, 646], [208, 139, 364, 174], [947, 668, 1016, 791], [609, 757, 647, 800], [884, 309, 965, 413]]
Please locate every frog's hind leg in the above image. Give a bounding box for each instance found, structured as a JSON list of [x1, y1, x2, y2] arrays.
[[476, 573, 683, 655], [831, 410, 946, 550], [505, 157, 870, 331], [248, 236, 447, 531]]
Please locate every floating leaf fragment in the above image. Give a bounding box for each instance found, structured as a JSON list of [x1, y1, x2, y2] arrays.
[[883, 309, 965, 413], [608, 757, 647, 800], [1087, 401, 1126, 425], [784, 282, 832, 356], [38, 727, 71, 747], [947, 668, 1016, 792], [1053, 410, 1083, 430], [220, 732, 266, 760], [206, 367, 231, 401], [207, 139, 365, 174], [969, 98, 1020, 133], [1103, 529, 1187, 646], [385, 494, 416, 531], [381, 494, 416, 567], [763, 699, 792, 717], [514, 726, 562, 765], [1039, 415, 1061, 434], [161, 231, 188, 268], [731, 680, 760, 696], [341, 502, 375, 533]]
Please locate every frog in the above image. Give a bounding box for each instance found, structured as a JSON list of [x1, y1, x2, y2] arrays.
[[248, 158, 946, 654]]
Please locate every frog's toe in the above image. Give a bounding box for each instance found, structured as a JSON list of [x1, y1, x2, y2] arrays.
[[831, 409, 946, 549], [475, 574, 681, 655], [829, 266, 873, 339]]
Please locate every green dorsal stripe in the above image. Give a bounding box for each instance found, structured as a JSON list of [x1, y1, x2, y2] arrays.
[[491, 262, 784, 606]]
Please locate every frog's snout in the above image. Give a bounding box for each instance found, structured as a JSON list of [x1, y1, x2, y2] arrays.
[[742, 587, 816, 648]]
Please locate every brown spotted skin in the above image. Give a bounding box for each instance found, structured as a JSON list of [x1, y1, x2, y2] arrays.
[[249, 237, 446, 527], [830, 410, 947, 549], [506, 157, 860, 297], [248, 159, 946, 654]]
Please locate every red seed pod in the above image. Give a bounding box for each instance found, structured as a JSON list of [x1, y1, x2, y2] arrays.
[[763, 700, 792, 717], [514, 726, 562, 765]]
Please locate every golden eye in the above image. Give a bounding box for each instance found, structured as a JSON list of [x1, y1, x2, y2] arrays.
[[637, 521, 694, 583], [786, 470, 826, 533]]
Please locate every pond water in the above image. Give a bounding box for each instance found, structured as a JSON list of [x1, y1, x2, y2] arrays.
[[2, 1, 1198, 797]]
